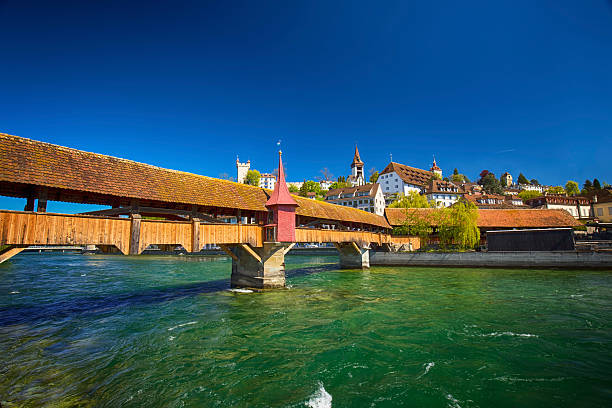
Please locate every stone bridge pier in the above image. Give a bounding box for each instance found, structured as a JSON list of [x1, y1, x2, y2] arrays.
[[223, 243, 295, 289], [334, 242, 370, 269]]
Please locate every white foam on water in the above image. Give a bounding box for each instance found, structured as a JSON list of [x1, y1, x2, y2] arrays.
[[228, 288, 254, 293], [445, 393, 461, 408], [493, 376, 566, 383], [417, 362, 435, 378], [80, 274, 87, 277], [168, 321, 197, 331], [480, 331, 538, 338], [168, 336, 175, 341], [10, 291, 20, 294], [306, 382, 332, 408]]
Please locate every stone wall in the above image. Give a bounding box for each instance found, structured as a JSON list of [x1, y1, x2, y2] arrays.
[[369, 251, 612, 269]]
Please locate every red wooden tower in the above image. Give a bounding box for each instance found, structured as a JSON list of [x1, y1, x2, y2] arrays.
[[265, 150, 299, 242]]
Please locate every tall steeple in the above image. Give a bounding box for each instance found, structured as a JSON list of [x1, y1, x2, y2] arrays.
[[350, 145, 365, 186], [352, 145, 364, 166], [430, 155, 442, 179], [266, 150, 297, 207], [265, 150, 298, 242]]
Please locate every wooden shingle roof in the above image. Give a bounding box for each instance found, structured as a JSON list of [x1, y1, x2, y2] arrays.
[[0, 133, 390, 228]]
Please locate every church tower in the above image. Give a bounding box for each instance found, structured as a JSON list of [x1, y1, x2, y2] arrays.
[[430, 156, 442, 179], [349, 146, 365, 186]]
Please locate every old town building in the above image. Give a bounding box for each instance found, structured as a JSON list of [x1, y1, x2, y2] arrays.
[[325, 183, 385, 215], [525, 195, 592, 219], [379, 162, 433, 196], [424, 180, 464, 207]]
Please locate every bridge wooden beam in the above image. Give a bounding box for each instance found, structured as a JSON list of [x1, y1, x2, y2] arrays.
[[129, 214, 142, 255], [37, 187, 47, 212], [0, 245, 26, 264], [192, 218, 200, 253], [218, 244, 238, 261]]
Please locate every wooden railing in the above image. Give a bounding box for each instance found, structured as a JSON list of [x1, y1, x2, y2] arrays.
[[0, 210, 132, 254], [0, 211, 418, 254], [295, 228, 419, 248], [0, 211, 264, 254]]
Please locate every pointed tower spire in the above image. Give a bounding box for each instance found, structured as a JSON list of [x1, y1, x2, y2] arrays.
[[352, 145, 364, 165], [266, 150, 298, 206]]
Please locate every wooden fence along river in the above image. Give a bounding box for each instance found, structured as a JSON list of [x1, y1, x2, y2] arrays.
[[0, 210, 418, 257]]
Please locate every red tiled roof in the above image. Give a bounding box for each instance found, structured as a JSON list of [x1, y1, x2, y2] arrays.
[[525, 195, 591, 206], [425, 179, 463, 194], [385, 208, 580, 228], [380, 162, 432, 187], [0, 133, 390, 228]]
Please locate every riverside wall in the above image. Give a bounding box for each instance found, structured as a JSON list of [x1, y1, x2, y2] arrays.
[[369, 251, 612, 269]]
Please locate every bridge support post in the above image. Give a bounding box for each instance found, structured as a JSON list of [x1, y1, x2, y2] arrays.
[[227, 243, 293, 289], [335, 242, 370, 269]]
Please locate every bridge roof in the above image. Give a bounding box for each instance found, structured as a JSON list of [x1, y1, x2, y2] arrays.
[[385, 207, 580, 228], [0, 133, 390, 228]]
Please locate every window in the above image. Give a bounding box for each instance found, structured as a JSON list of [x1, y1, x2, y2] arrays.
[[608, 207, 612, 215]]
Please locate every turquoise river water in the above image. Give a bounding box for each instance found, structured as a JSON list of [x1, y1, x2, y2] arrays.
[[1, 253, 611, 407]]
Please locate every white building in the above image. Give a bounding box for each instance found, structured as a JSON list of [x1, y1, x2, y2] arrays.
[[519, 184, 545, 193], [259, 173, 276, 190], [320, 180, 333, 190], [378, 161, 433, 196], [236, 156, 250, 184], [424, 180, 464, 207], [325, 184, 386, 216]]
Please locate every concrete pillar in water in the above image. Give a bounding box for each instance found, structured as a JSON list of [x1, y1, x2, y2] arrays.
[[226, 243, 295, 289], [335, 242, 370, 269]]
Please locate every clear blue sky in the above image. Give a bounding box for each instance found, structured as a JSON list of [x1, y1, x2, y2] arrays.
[[1, 0, 611, 212]]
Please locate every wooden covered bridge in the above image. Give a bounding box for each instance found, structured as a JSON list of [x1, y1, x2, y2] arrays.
[[0, 133, 417, 288]]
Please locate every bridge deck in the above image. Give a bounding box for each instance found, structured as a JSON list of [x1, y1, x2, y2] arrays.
[[0, 210, 417, 256]]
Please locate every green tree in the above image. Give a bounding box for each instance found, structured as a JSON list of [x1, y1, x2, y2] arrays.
[[453, 168, 459, 175], [329, 181, 349, 190], [500, 177, 508, 187], [530, 179, 539, 185], [388, 190, 433, 209], [288, 184, 299, 193], [451, 173, 470, 183], [244, 169, 261, 186], [593, 178, 602, 190], [480, 173, 503, 194], [582, 179, 593, 195], [436, 200, 480, 249], [299, 180, 322, 197], [565, 180, 579, 196], [369, 171, 379, 183], [518, 189, 541, 201], [546, 186, 565, 195], [517, 173, 529, 185]]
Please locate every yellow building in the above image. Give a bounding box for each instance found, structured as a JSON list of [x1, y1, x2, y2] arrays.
[[593, 196, 612, 222]]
